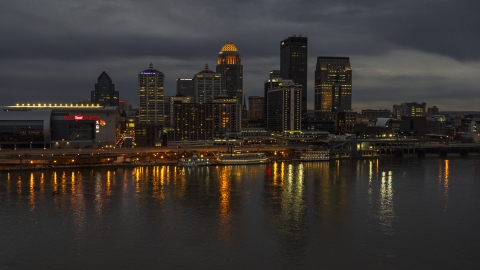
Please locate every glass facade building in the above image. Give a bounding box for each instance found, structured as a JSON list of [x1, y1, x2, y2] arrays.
[[280, 36, 308, 122]]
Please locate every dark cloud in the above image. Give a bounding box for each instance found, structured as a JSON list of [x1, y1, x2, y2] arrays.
[[0, 0, 478, 111]]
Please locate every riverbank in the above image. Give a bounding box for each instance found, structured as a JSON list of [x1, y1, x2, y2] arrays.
[[1, 144, 479, 172], [1, 153, 478, 172]]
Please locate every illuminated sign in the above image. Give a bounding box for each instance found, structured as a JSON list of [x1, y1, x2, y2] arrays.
[[140, 72, 157, 75], [63, 114, 100, 121]]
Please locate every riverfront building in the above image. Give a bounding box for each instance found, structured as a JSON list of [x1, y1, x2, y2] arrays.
[[267, 81, 302, 132], [91, 71, 119, 106], [170, 98, 241, 143], [138, 62, 164, 126], [0, 104, 120, 149], [280, 36, 308, 122]]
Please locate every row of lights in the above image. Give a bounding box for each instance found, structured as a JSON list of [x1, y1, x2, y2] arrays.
[[13, 103, 102, 107]]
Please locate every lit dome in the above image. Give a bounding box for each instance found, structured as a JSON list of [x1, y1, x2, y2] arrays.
[[220, 41, 238, 52]]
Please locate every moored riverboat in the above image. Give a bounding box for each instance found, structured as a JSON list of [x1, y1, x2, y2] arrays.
[[178, 151, 211, 166]]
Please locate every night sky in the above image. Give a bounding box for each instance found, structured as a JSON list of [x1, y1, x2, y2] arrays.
[[1, 0, 478, 111]]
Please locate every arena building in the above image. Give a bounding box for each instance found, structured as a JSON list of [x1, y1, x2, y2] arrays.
[[0, 104, 120, 149]]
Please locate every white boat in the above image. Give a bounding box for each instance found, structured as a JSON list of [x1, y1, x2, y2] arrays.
[[213, 151, 269, 165], [299, 146, 330, 161], [178, 151, 211, 166]]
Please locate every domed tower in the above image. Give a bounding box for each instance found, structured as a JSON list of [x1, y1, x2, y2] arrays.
[[216, 41, 243, 103]]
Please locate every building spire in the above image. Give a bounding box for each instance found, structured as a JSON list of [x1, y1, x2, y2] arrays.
[[149, 62, 153, 69], [205, 63, 209, 70]]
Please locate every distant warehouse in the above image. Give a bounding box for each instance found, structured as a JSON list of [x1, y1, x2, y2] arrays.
[[0, 104, 120, 149]]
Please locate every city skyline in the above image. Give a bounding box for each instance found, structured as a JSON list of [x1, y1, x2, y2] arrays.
[[0, 1, 479, 111]]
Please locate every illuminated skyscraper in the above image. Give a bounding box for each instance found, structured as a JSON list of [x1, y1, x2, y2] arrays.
[[138, 62, 164, 126], [91, 71, 119, 106], [314, 56, 352, 115], [280, 36, 308, 120], [216, 41, 243, 103]]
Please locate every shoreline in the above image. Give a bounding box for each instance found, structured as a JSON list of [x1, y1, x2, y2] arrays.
[[0, 153, 477, 172]]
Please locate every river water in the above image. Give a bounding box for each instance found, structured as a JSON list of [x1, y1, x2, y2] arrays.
[[1, 157, 479, 269]]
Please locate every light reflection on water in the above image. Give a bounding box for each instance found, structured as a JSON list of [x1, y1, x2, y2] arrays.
[[0, 158, 480, 269], [379, 170, 395, 235]]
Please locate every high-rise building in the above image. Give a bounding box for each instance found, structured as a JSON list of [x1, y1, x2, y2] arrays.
[[176, 78, 194, 97], [280, 36, 308, 120], [194, 64, 221, 103], [91, 71, 119, 106], [171, 101, 213, 141], [171, 98, 241, 141], [138, 62, 164, 126], [216, 41, 243, 103], [314, 56, 352, 115], [267, 81, 302, 132], [248, 96, 264, 120], [264, 70, 282, 121], [164, 95, 192, 128]]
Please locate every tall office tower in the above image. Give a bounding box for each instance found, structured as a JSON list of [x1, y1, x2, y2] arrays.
[[91, 71, 119, 106], [193, 64, 221, 103], [264, 70, 282, 120], [280, 36, 308, 120], [176, 78, 194, 97], [314, 56, 352, 115], [138, 62, 164, 126], [216, 41, 243, 103], [248, 96, 264, 120], [267, 81, 302, 132]]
